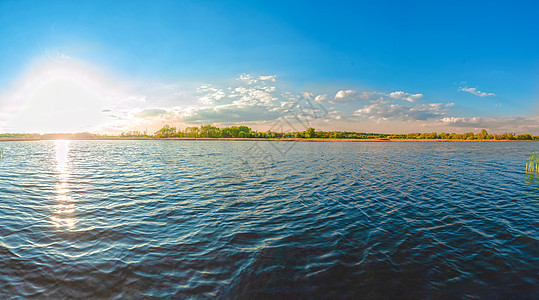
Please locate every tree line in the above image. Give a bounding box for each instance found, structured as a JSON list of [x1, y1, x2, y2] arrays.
[[144, 125, 539, 140], [1, 127, 537, 140]]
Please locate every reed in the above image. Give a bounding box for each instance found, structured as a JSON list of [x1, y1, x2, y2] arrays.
[[526, 153, 539, 175]]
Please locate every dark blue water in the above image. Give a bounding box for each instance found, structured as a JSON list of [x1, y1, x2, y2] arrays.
[[0, 140, 537, 298]]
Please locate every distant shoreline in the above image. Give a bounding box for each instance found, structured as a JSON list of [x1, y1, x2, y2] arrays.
[[0, 137, 532, 142]]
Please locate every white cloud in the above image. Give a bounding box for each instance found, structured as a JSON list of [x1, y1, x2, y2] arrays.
[[99, 77, 455, 133], [388, 91, 423, 102], [440, 117, 481, 125], [458, 87, 495, 97], [197, 86, 225, 105], [314, 94, 328, 103], [302, 92, 313, 99], [259, 75, 277, 82], [238, 74, 277, 84], [134, 108, 169, 118], [359, 92, 381, 101], [437, 116, 539, 133], [353, 102, 452, 121], [133, 75, 290, 125], [335, 89, 356, 100], [331, 89, 358, 103], [330, 90, 422, 104]]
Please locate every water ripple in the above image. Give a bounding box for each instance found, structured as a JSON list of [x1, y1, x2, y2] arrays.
[[0, 140, 537, 298]]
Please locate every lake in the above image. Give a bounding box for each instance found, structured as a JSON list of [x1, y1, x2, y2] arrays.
[[0, 140, 537, 298]]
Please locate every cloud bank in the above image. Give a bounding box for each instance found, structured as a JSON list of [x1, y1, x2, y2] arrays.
[[0, 57, 535, 134]]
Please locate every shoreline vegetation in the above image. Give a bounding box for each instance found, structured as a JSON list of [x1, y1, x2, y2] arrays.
[[0, 125, 538, 142], [527, 153, 539, 175]]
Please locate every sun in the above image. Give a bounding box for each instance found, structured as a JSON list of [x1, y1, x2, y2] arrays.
[[4, 58, 113, 133]]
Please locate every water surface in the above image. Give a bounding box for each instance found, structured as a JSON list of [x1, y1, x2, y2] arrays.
[[0, 140, 538, 298]]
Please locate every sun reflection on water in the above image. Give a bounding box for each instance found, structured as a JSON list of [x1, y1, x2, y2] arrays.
[[51, 140, 76, 228]]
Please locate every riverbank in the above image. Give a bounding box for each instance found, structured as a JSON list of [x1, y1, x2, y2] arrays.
[[0, 137, 532, 142]]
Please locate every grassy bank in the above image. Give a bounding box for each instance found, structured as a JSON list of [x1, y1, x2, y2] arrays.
[[0, 136, 536, 142]]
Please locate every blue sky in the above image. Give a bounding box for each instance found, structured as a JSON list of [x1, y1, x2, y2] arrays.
[[0, 0, 538, 134]]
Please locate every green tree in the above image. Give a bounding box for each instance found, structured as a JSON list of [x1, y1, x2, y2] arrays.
[[477, 129, 488, 140], [184, 126, 199, 137], [463, 132, 475, 140], [305, 127, 316, 138], [155, 125, 176, 138], [502, 132, 516, 140], [516, 134, 533, 140], [330, 131, 343, 139], [239, 126, 252, 138], [200, 125, 221, 138]]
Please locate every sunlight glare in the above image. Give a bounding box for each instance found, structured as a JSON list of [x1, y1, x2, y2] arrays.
[[5, 58, 114, 133], [52, 140, 77, 229]]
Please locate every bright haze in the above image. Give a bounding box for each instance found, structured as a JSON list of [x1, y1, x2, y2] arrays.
[[0, 0, 538, 134]]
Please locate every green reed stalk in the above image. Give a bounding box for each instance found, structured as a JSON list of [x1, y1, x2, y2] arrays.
[[527, 153, 539, 175]]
